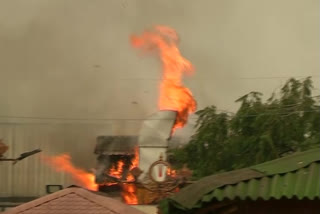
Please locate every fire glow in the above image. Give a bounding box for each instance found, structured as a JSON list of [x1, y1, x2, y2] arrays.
[[131, 25, 197, 132], [108, 147, 139, 182], [42, 154, 98, 191], [41, 26, 193, 206], [106, 148, 139, 204], [43, 148, 139, 204]]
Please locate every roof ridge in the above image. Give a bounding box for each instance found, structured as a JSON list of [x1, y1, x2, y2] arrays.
[[251, 148, 320, 175], [71, 188, 119, 213], [68, 187, 142, 214], [5, 187, 145, 214], [5, 188, 75, 214]]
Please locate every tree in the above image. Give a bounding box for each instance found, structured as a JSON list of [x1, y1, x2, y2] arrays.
[[170, 77, 320, 178]]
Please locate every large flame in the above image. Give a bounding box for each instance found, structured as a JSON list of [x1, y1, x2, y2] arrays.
[[43, 154, 98, 191], [131, 25, 196, 132]]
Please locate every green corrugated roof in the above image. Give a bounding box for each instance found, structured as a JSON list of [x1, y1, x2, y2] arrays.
[[159, 148, 320, 214], [203, 162, 320, 202], [251, 148, 320, 175]]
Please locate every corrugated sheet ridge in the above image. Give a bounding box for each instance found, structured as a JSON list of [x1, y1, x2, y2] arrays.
[[206, 162, 320, 202]]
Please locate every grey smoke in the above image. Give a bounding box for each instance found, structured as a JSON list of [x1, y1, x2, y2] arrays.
[[0, 0, 318, 136]]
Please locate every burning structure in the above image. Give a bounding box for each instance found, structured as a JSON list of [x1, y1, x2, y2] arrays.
[[42, 25, 196, 205], [94, 136, 138, 183], [130, 25, 196, 189], [92, 25, 197, 204]]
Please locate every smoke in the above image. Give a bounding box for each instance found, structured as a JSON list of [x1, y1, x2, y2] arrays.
[[0, 0, 318, 129]]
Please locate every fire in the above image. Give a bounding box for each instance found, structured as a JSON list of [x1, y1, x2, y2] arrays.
[[127, 146, 140, 181], [107, 148, 139, 182], [101, 147, 140, 204], [122, 148, 139, 204], [109, 160, 124, 179], [167, 168, 177, 177], [122, 183, 138, 205], [131, 25, 197, 132], [42, 154, 98, 191]]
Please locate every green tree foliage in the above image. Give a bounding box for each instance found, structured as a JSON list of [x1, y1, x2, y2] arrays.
[[170, 77, 320, 178]]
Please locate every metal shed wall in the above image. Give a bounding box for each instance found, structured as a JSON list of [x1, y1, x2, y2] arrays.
[[0, 121, 117, 198]]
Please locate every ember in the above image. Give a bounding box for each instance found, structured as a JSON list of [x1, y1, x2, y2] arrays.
[[42, 154, 98, 191], [131, 25, 197, 133]]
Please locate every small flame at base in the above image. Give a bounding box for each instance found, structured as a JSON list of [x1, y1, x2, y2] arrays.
[[122, 183, 138, 205], [42, 154, 98, 191]]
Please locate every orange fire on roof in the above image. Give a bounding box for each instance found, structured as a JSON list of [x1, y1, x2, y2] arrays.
[[42, 154, 98, 191], [131, 25, 197, 133]]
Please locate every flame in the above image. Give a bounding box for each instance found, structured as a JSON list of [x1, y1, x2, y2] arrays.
[[127, 146, 140, 182], [107, 148, 139, 182], [109, 160, 124, 179], [100, 147, 139, 204], [42, 154, 98, 191], [167, 168, 177, 177], [122, 148, 139, 204], [122, 183, 138, 205], [131, 25, 196, 133]]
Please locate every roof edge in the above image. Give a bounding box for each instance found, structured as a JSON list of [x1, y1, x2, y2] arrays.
[[251, 148, 320, 175]]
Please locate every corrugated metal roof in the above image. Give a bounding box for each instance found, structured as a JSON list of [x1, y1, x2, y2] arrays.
[[203, 162, 320, 202], [0, 123, 112, 198], [251, 148, 320, 175], [159, 148, 320, 213], [168, 168, 264, 209]]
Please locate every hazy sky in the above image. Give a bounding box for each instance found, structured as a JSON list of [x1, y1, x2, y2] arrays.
[[0, 0, 319, 135]]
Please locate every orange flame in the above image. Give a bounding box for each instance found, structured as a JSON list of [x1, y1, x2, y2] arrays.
[[109, 160, 124, 179], [101, 147, 139, 204], [107, 148, 139, 182], [167, 168, 177, 177], [42, 154, 98, 191], [122, 148, 139, 204], [122, 183, 138, 205], [131, 25, 196, 132]]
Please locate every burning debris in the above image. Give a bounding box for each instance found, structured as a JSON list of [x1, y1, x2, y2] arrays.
[[94, 136, 138, 184], [93, 136, 140, 204]]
